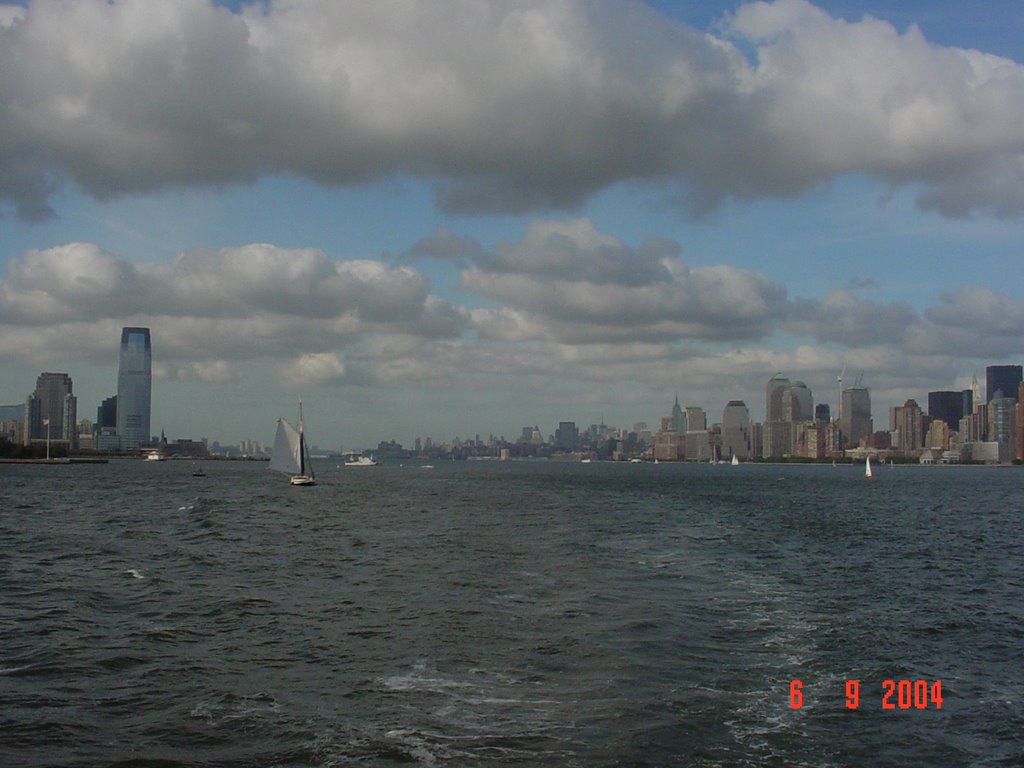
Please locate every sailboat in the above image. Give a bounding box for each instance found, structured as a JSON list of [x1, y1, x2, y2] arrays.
[[271, 402, 316, 486], [731, 454, 740, 466], [865, 455, 873, 479]]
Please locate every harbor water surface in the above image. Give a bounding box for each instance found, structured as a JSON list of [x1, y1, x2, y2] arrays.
[[2, 460, 1022, 766]]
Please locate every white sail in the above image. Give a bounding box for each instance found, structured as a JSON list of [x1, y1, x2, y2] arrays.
[[270, 418, 303, 475], [731, 454, 740, 466], [865, 455, 873, 479]]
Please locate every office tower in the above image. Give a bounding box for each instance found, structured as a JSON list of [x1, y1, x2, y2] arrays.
[[815, 403, 831, 423], [684, 406, 706, 432], [891, 399, 925, 454], [783, 381, 814, 422], [764, 373, 792, 458], [765, 373, 790, 422], [116, 327, 152, 451], [555, 421, 578, 451], [25, 372, 77, 448], [722, 400, 750, 460], [928, 391, 964, 432], [671, 395, 684, 433], [96, 395, 118, 432], [986, 365, 1022, 403], [988, 396, 1017, 462], [840, 386, 872, 449]]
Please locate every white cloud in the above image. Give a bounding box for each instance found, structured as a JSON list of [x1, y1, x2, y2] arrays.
[[1, 0, 1022, 219], [281, 352, 347, 388], [0, 220, 1020, 428], [175, 360, 234, 383], [459, 219, 790, 343]]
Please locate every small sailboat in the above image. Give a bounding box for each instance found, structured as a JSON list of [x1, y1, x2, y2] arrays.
[[271, 402, 316, 486], [865, 455, 873, 479], [191, 461, 206, 477], [731, 454, 740, 466]]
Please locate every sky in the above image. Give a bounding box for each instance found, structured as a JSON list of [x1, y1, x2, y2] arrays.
[[1, 0, 1023, 450]]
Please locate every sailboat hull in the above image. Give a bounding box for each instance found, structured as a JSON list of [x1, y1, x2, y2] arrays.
[[290, 474, 316, 486]]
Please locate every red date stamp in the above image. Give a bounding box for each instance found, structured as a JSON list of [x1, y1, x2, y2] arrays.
[[789, 679, 943, 710]]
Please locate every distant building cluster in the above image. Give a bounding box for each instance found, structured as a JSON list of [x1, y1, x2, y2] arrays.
[[373, 365, 1024, 466], [630, 365, 1023, 466], [3, 327, 204, 459]]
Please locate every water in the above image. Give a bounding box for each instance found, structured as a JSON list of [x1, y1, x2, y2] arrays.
[[2, 459, 1022, 766]]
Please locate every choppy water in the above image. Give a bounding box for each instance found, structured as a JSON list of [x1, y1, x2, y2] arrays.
[[2, 459, 1022, 767]]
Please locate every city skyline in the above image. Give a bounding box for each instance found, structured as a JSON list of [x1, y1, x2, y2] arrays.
[[1, 1, 1023, 447], [4, 346, 1021, 456]]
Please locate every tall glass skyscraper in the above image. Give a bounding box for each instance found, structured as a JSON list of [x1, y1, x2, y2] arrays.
[[116, 327, 152, 451]]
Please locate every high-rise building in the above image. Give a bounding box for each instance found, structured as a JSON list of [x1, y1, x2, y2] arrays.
[[670, 395, 684, 434], [891, 399, 925, 454], [684, 406, 706, 432], [783, 381, 814, 422], [986, 365, 1022, 403], [24, 372, 77, 448], [764, 373, 792, 458], [988, 396, 1017, 462], [116, 327, 152, 451], [555, 421, 578, 451], [96, 395, 117, 432], [722, 400, 750, 460], [928, 391, 964, 432], [840, 386, 872, 449]]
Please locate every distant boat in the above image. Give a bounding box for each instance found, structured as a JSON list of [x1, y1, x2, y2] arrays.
[[865, 455, 873, 479], [191, 462, 206, 477], [144, 450, 166, 461], [271, 402, 316, 486], [731, 454, 740, 466], [344, 454, 379, 467]]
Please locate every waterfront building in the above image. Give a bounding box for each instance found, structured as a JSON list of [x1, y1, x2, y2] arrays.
[[986, 365, 1022, 403], [116, 327, 152, 451], [25, 372, 78, 449], [721, 400, 751, 460]]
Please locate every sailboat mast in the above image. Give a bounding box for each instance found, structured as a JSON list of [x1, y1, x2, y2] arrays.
[[298, 401, 305, 475]]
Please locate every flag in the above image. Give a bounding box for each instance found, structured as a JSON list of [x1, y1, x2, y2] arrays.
[[42, 418, 50, 426]]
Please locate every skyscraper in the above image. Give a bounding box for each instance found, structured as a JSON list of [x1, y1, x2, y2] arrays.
[[840, 386, 872, 449], [928, 391, 964, 432], [722, 400, 750, 460], [891, 399, 925, 454], [116, 327, 152, 451], [986, 365, 1022, 403], [25, 372, 77, 448]]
